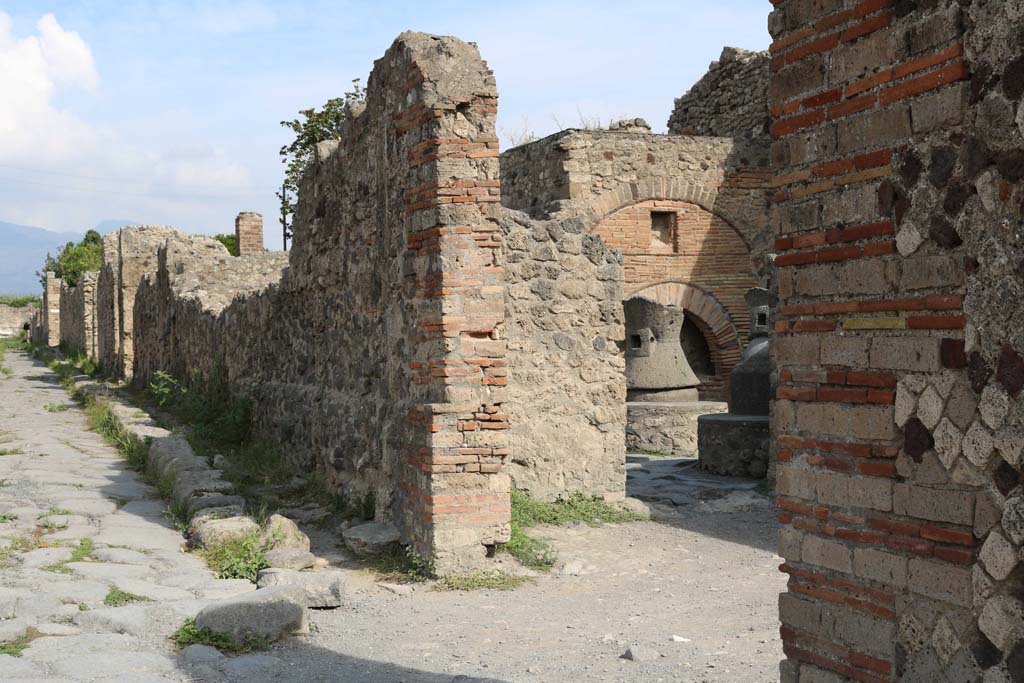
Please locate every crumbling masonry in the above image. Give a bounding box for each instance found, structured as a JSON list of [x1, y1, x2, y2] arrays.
[[31, 4, 1024, 675]]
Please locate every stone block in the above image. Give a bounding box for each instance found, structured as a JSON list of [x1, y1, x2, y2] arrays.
[[342, 522, 400, 558], [194, 585, 307, 644], [908, 557, 972, 607], [838, 106, 912, 155], [979, 529, 1018, 581], [820, 336, 870, 368], [775, 335, 820, 366], [257, 568, 345, 609], [869, 337, 941, 372], [900, 484, 974, 526], [854, 548, 908, 588], [978, 594, 1024, 651], [801, 534, 852, 573]]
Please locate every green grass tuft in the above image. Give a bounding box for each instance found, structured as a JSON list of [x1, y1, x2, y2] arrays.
[[0, 627, 43, 657], [103, 587, 151, 607], [42, 537, 94, 573], [365, 545, 435, 583], [200, 533, 269, 582], [497, 489, 646, 570], [170, 617, 269, 654]]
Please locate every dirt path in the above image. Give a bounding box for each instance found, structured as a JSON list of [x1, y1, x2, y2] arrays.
[[0, 350, 784, 682]]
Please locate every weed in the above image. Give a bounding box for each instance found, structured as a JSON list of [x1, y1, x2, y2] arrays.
[[165, 499, 190, 534], [0, 513, 16, 523], [0, 627, 42, 657], [44, 403, 69, 413], [170, 617, 269, 654], [38, 507, 72, 518], [0, 448, 24, 456], [42, 538, 93, 573], [83, 397, 149, 470], [497, 489, 646, 570], [103, 587, 150, 607], [200, 533, 268, 582], [365, 545, 435, 583], [438, 571, 530, 591]]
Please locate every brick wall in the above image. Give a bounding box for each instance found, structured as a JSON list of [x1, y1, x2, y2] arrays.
[[595, 199, 757, 397], [769, 0, 1024, 680], [234, 211, 264, 255]]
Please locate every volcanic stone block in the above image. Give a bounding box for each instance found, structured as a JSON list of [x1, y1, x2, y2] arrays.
[[696, 413, 770, 478]]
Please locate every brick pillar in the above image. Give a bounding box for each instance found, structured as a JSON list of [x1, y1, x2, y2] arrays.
[[44, 271, 61, 347], [392, 35, 509, 574], [235, 212, 264, 256], [765, 1, 1020, 681]]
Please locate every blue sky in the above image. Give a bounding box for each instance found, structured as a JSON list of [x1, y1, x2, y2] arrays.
[[0, 1, 770, 247]]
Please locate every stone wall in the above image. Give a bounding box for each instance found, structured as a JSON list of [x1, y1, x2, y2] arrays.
[[0, 305, 34, 337], [130, 33, 509, 572], [133, 235, 287, 387], [96, 232, 120, 374], [94, 226, 179, 379], [769, 0, 1024, 680], [667, 47, 771, 166], [502, 210, 626, 500], [43, 272, 60, 347], [59, 272, 98, 358]]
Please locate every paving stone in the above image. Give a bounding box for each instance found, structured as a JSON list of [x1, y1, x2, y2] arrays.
[[194, 585, 307, 643], [90, 547, 151, 565], [256, 568, 345, 608], [67, 562, 155, 582], [962, 421, 996, 468], [75, 605, 153, 636], [47, 651, 177, 679], [220, 653, 284, 677], [181, 643, 225, 666]]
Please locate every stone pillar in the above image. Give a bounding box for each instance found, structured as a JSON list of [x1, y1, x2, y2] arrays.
[[235, 212, 264, 256], [44, 271, 61, 348]]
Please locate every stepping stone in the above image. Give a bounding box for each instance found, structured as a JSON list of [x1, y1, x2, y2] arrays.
[[221, 653, 284, 677], [264, 548, 316, 570], [19, 547, 73, 570], [194, 585, 307, 643], [256, 568, 345, 608]]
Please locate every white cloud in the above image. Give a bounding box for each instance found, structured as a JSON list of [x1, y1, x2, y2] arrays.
[[0, 11, 255, 232]]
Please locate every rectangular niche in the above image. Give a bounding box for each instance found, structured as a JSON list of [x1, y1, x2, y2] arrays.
[[650, 211, 677, 252]]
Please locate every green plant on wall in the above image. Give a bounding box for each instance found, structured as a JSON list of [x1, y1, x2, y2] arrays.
[[278, 79, 365, 246], [213, 234, 238, 256], [37, 230, 103, 288]]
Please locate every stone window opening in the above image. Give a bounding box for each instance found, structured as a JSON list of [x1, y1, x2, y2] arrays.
[[650, 211, 676, 252], [681, 313, 715, 378], [629, 334, 643, 350]]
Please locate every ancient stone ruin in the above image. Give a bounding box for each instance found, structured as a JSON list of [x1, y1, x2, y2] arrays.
[[26, 0, 1024, 675], [698, 287, 774, 478]]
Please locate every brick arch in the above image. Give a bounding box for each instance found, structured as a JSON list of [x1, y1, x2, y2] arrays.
[[579, 178, 749, 243], [628, 281, 743, 400]]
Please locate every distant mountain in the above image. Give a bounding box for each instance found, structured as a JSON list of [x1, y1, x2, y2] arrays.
[[0, 219, 141, 294]]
